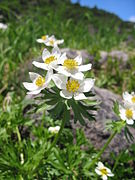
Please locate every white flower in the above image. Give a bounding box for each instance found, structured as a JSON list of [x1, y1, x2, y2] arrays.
[[32, 47, 61, 70], [123, 91, 135, 108], [23, 70, 52, 95], [56, 54, 92, 80], [36, 35, 49, 43], [52, 74, 95, 100], [44, 35, 64, 47], [95, 162, 114, 180], [48, 126, 60, 134], [0, 23, 8, 30], [119, 105, 135, 125]]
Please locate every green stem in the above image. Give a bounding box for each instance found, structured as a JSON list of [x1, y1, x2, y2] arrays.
[[47, 112, 67, 154], [112, 151, 123, 172], [88, 130, 117, 169], [16, 127, 24, 180], [16, 126, 21, 144]]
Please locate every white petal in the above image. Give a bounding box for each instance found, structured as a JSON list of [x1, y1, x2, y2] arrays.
[[119, 107, 126, 120], [32, 61, 48, 70], [74, 93, 87, 100], [108, 173, 114, 177], [23, 82, 37, 91], [29, 72, 39, 82], [95, 168, 102, 175], [60, 90, 72, 99], [55, 126, 60, 131], [45, 69, 53, 84], [126, 119, 134, 125], [36, 39, 44, 43], [106, 167, 111, 174], [52, 74, 67, 89], [79, 78, 95, 92], [58, 68, 71, 77], [27, 89, 41, 95], [57, 39, 64, 44], [102, 174, 107, 180], [52, 46, 61, 54], [123, 92, 132, 102], [42, 48, 50, 60], [78, 64, 92, 72], [133, 111, 135, 119], [71, 72, 84, 80], [49, 35, 55, 39], [74, 55, 82, 65], [98, 162, 104, 168], [58, 53, 67, 64], [0, 23, 7, 30], [48, 127, 54, 132]]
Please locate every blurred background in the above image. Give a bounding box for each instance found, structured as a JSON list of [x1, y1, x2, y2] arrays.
[[0, 0, 135, 101], [72, 0, 135, 22]]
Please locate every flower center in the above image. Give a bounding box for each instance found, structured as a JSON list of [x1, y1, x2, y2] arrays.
[[66, 80, 80, 93], [125, 109, 133, 119], [63, 59, 78, 70], [50, 40, 54, 45], [100, 168, 108, 175], [132, 96, 135, 103], [41, 35, 46, 40], [35, 76, 45, 87], [44, 56, 56, 64]]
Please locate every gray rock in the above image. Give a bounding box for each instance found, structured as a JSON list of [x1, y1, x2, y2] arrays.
[[109, 50, 128, 62]]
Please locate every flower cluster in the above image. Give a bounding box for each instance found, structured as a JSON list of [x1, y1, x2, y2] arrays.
[[119, 92, 135, 125], [23, 35, 95, 100]]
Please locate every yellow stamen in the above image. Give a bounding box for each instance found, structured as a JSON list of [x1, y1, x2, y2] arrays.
[[66, 80, 80, 93], [41, 35, 46, 40], [44, 56, 56, 64], [50, 40, 54, 45], [35, 76, 45, 87], [100, 168, 108, 175], [63, 59, 78, 70], [132, 96, 135, 103], [125, 109, 133, 119]]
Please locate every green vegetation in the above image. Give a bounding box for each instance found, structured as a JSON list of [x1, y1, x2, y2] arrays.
[[0, 0, 135, 179], [0, 93, 135, 179]]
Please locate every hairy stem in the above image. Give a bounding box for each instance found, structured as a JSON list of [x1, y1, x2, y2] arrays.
[[88, 130, 117, 169], [47, 111, 67, 154], [112, 151, 123, 172]]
